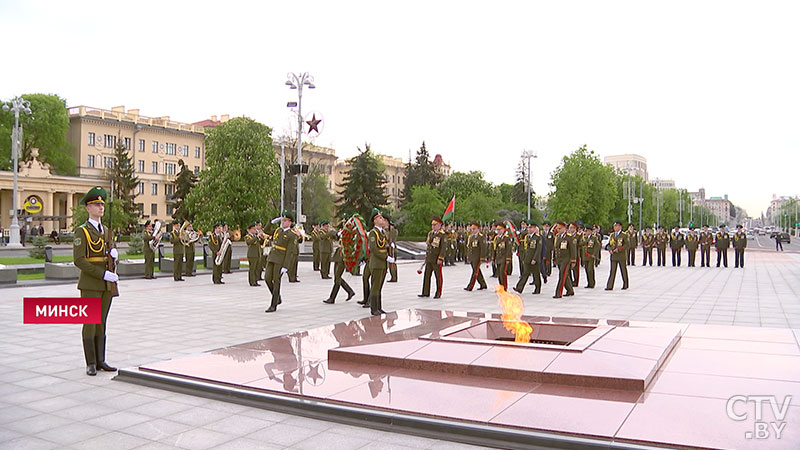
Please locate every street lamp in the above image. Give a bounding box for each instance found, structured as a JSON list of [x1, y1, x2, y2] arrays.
[[279, 136, 286, 213], [2, 97, 32, 248], [285, 72, 315, 224], [521, 150, 537, 221]]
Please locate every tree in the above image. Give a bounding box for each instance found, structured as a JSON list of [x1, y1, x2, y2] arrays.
[[185, 118, 280, 233], [302, 167, 335, 225], [336, 143, 388, 222], [547, 145, 618, 226], [437, 170, 495, 201], [401, 185, 445, 236], [459, 192, 503, 224], [401, 141, 443, 205], [0, 93, 76, 175], [105, 136, 140, 233], [172, 159, 197, 223], [71, 200, 128, 232]]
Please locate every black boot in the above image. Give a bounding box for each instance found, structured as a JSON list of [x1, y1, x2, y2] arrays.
[[95, 336, 117, 372], [83, 337, 97, 376]]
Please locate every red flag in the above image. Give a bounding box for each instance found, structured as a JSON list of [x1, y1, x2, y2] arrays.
[[442, 195, 455, 223]]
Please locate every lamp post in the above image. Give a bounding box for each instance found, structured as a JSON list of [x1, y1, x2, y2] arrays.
[[3, 97, 32, 248], [285, 72, 315, 224], [655, 178, 661, 227], [522, 150, 537, 221], [279, 136, 286, 213]]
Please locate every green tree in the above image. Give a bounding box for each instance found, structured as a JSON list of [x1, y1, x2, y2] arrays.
[[459, 191, 503, 224], [437, 170, 495, 201], [302, 167, 335, 226], [547, 145, 618, 226], [401, 185, 445, 236], [105, 136, 140, 233], [336, 143, 388, 222], [0, 93, 76, 175], [172, 159, 197, 223], [401, 141, 443, 205], [185, 118, 280, 232], [71, 200, 128, 232]]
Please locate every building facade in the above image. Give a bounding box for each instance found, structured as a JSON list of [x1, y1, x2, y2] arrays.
[[704, 197, 732, 225], [604, 154, 648, 181], [333, 154, 407, 210], [649, 178, 676, 190]]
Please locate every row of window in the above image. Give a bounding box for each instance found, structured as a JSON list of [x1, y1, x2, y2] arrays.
[[135, 182, 176, 196], [87, 132, 201, 158], [137, 203, 174, 217], [86, 155, 199, 175]]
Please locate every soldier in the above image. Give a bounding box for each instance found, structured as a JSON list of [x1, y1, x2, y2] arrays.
[[318, 220, 336, 279], [553, 222, 576, 298], [184, 222, 196, 277], [492, 222, 513, 291], [700, 225, 713, 267], [656, 225, 668, 266], [367, 209, 392, 315], [605, 220, 629, 290], [387, 219, 399, 282], [169, 222, 185, 281], [582, 226, 600, 288], [324, 222, 356, 304], [287, 224, 301, 283], [419, 217, 446, 298], [568, 223, 580, 288], [464, 221, 488, 291], [265, 211, 294, 313], [457, 225, 467, 264], [592, 224, 603, 268], [311, 223, 321, 272], [517, 220, 528, 276], [74, 186, 119, 376], [222, 223, 233, 274], [641, 226, 654, 266], [245, 222, 261, 286], [255, 220, 266, 280], [626, 224, 638, 266], [685, 227, 699, 267], [447, 223, 458, 266], [514, 222, 542, 294], [670, 226, 684, 267], [715, 225, 730, 268], [208, 223, 224, 284], [542, 222, 555, 278], [142, 220, 156, 279], [733, 224, 747, 268]]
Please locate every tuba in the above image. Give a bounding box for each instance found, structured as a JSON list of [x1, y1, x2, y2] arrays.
[[180, 221, 200, 246], [150, 220, 163, 251], [215, 230, 231, 266]]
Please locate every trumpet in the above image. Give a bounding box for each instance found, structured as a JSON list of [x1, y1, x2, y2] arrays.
[[293, 224, 311, 240]]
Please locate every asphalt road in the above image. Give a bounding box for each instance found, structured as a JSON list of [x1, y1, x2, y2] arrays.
[[752, 233, 800, 251]]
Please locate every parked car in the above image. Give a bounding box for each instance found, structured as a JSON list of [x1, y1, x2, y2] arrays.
[[777, 232, 791, 244]]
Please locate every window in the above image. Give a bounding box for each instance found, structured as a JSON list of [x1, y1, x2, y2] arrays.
[[137, 182, 144, 195], [124, 137, 131, 150], [88, 132, 95, 146], [136, 203, 144, 216], [151, 204, 157, 216], [87, 155, 95, 168], [103, 157, 115, 169], [138, 139, 145, 152], [183, 145, 189, 157], [166, 204, 174, 215], [138, 160, 144, 172], [194, 146, 200, 158], [166, 143, 176, 155], [166, 163, 176, 175], [152, 141, 159, 153], [104, 134, 115, 148], [194, 166, 200, 175], [166, 184, 174, 196], [152, 161, 158, 174], [151, 183, 158, 195]]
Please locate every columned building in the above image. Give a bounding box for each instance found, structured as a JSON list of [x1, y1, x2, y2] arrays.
[[604, 154, 648, 181]]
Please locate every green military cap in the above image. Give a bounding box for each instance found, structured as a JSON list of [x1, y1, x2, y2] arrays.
[[321, 219, 330, 225], [431, 215, 443, 225], [144, 219, 151, 226], [371, 208, 383, 222], [79, 186, 107, 205], [281, 210, 294, 222], [248, 221, 257, 229], [214, 221, 223, 227]]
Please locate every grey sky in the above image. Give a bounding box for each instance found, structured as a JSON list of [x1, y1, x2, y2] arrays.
[[2, 0, 798, 217]]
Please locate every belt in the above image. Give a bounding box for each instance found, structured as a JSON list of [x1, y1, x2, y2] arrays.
[[273, 245, 286, 251], [86, 256, 105, 262]]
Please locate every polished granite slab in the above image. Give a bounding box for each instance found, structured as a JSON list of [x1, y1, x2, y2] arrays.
[[132, 308, 800, 449]]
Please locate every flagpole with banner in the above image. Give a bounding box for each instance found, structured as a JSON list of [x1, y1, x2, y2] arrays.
[[442, 195, 455, 224]]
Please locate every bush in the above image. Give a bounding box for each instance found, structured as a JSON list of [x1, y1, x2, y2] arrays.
[[127, 232, 144, 255], [29, 236, 49, 259]]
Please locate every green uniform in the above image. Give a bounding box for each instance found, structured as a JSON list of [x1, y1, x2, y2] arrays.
[[494, 232, 513, 291], [733, 230, 747, 268], [465, 231, 487, 290], [245, 231, 261, 286], [554, 231, 576, 297], [656, 231, 669, 266], [287, 232, 300, 282], [258, 233, 267, 280], [699, 230, 713, 267], [543, 229, 555, 276], [627, 229, 638, 265], [318, 229, 336, 279], [670, 230, 684, 266], [143, 230, 155, 278], [715, 230, 730, 267], [420, 229, 445, 297], [222, 233, 233, 273], [208, 232, 223, 284], [582, 233, 601, 288], [266, 227, 293, 311], [569, 232, 580, 287], [515, 231, 542, 294], [169, 230, 184, 281], [367, 227, 389, 315], [184, 238, 195, 276], [606, 230, 629, 290], [641, 232, 654, 266], [685, 233, 699, 267], [311, 228, 321, 271], [387, 227, 399, 282], [326, 236, 355, 302]]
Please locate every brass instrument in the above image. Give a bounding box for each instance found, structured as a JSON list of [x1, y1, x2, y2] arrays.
[[150, 220, 163, 251], [215, 230, 231, 266], [179, 220, 200, 246], [259, 229, 271, 256]]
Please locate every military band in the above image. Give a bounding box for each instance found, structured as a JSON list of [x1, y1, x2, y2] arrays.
[[169, 222, 185, 281]]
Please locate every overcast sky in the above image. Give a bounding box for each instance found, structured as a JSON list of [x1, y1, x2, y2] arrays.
[[2, 0, 798, 217]]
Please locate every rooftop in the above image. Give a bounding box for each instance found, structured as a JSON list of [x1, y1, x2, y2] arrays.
[[69, 105, 206, 134]]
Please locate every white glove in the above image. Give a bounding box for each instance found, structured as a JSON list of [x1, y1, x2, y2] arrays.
[[387, 256, 396, 264], [392, 243, 397, 249], [110, 248, 118, 260], [103, 271, 119, 282], [360, 261, 366, 267], [280, 267, 288, 275], [338, 230, 343, 237]]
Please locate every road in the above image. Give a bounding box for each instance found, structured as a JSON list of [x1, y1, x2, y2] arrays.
[[752, 233, 800, 252]]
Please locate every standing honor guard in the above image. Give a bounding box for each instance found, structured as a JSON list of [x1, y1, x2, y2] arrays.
[[655, 226, 668, 266], [245, 222, 261, 286], [626, 224, 638, 266], [74, 186, 118, 376], [318, 220, 336, 279], [641, 226, 654, 266], [685, 228, 699, 267], [311, 223, 321, 272], [715, 225, 730, 267], [183, 222, 197, 277], [582, 226, 600, 288], [387, 219, 399, 282], [733, 224, 747, 268], [169, 222, 185, 281], [208, 223, 225, 284], [257, 221, 268, 280], [221, 223, 233, 274], [464, 221, 488, 291], [553, 222, 576, 298], [419, 217, 446, 298], [287, 225, 301, 282], [324, 221, 356, 304], [699, 225, 713, 267], [670, 226, 684, 267], [514, 222, 542, 294], [542, 222, 555, 278], [367, 209, 392, 315], [142, 220, 157, 279], [492, 222, 513, 291], [517, 220, 528, 276], [265, 211, 294, 313], [568, 223, 580, 287], [605, 221, 629, 291]]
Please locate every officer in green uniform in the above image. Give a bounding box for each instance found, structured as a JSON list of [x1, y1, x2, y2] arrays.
[[715, 225, 730, 267], [311, 223, 321, 272], [318, 220, 336, 279], [685, 228, 699, 267], [142, 220, 156, 279], [245, 222, 261, 286], [568, 223, 580, 287], [464, 221, 488, 291], [255, 220, 265, 280], [324, 221, 356, 304], [542, 222, 555, 277], [493, 221, 513, 291], [516, 220, 528, 276], [265, 211, 294, 312], [582, 226, 600, 288], [367, 209, 391, 315], [641, 226, 654, 266], [606, 220, 629, 290], [700, 225, 713, 267], [419, 217, 446, 298], [286, 224, 301, 282], [221, 223, 233, 274], [387, 219, 399, 282], [74, 186, 118, 376], [169, 222, 185, 281], [514, 222, 542, 294], [733, 224, 747, 268], [670, 226, 684, 267], [656, 226, 668, 266], [553, 222, 576, 298], [183, 222, 196, 277], [626, 224, 638, 266], [208, 223, 224, 284]]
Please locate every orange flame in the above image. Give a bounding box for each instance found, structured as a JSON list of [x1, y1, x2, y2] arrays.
[[495, 285, 533, 343]]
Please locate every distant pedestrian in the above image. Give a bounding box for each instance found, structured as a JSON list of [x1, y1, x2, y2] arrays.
[[776, 234, 784, 251], [38, 224, 44, 236], [50, 230, 60, 244], [20, 224, 26, 246]]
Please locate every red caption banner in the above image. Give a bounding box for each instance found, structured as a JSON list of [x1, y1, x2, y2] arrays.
[[23, 297, 101, 324]]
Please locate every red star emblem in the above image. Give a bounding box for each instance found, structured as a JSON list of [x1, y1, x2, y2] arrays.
[[306, 113, 321, 134]]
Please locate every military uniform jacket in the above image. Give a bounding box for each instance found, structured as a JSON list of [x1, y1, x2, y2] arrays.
[[733, 231, 747, 249], [656, 232, 669, 250], [715, 232, 730, 249], [268, 228, 294, 267], [208, 233, 221, 254], [608, 231, 628, 261], [670, 231, 684, 250], [425, 230, 446, 264], [544, 230, 555, 256], [628, 230, 639, 248], [169, 231, 185, 256], [685, 234, 699, 251], [143, 230, 155, 255], [467, 232, 487, 263], [494, 233, 512, 263], [332, 236, 344, 263], [287, 232, 301, 256], [368, 227, 389, 270], [318, 230, 336, 254], [523, 232, 541, 265], [311, 230, 321, 252], [74, 221, 113, 293], [245, 232, 261, 259], [583, 234, 601, 261], [642, 233, 654, 249], [699, 231, 713, 248], [554, 232, 577, 265]]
